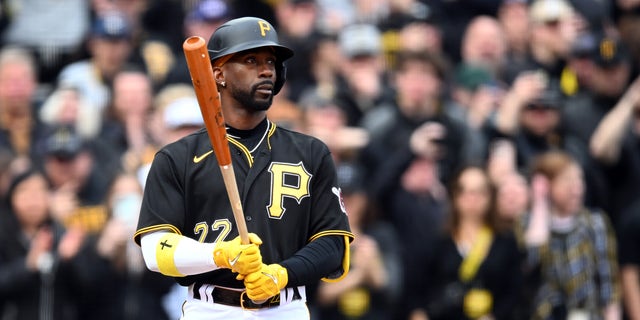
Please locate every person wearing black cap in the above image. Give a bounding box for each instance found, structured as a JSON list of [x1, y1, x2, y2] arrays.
[[57, 10, 138, 113], [42, 125, 114, 234]]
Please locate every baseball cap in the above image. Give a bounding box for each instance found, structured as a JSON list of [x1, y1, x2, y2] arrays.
[[336, 162, 365, 194], [591, 35, 628, 67], [164, 97, 204, 129], [529, 0, 574, 24], [338, 24, 382, 59], [187, 0, 231, 23], [92, 11, 132, 39], [43, 125, 85, 160], [572, 32, 629, 67]]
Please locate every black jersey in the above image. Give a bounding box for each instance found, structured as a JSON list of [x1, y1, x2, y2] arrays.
[[134, 120, 353, 288]]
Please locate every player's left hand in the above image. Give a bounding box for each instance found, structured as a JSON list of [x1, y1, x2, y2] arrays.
[[243, 263, 288, 301]]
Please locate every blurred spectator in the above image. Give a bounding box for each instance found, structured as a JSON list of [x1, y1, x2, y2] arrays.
[[57, 10, 137, 113], [274, 0, 321, 101], [147, 83, 198, 147], [564, 32, 632, 144], [377, 0, 436, 68], [497, 0, 531, 62], [2, 0, 90, 84], [411, 165, 523, 320], [504, 0, 583, 85], [522, 151, 621, 320], [297, 32, 342, 109], [351, 0, 389, 25], [39, 85, 102, 140], [99, 67, 155, 171], [299, 93, 368, 164], [184, 0, 231, 40], [334, 23, 394, 127], [165, 0, 233, 86], [42, 125, 115, 234], [395, 17, 444, 57], [618, 199, 640, 320], [589, 75, 640, 228], [459, 16, 508, 81], [72, 173, 175, 320], [315, 0, 355, 35], [0, 167, 86, 320], [0, 46, 49, 162], [360, 50, 465, 187], [448, 63, 504, 161], [425, 0, 503, 64], [159, 96, 205, 145], [313, 162, 402, 320]]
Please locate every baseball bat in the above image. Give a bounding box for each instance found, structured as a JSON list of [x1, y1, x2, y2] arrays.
[[183, 36, 250, 245]]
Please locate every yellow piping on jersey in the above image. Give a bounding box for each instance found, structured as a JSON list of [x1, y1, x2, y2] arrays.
[[310, 231, 355, 282], [321, 235, 352, 283], [227, 137, 254, 166], [227, 121, 276, 167], [133, 224, 182, 245], [309, 230, 355, 243], [267, 122, 276, 149]]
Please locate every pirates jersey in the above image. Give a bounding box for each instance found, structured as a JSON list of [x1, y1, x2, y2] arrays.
[[134, 120, 354, 288]]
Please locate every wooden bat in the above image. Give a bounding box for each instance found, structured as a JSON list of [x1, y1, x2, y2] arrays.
[[183, 36, 250, 245]]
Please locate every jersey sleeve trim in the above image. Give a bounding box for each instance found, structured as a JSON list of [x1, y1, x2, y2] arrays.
[[308, 231, 354, 282], [321, 235, 352, 283], [133, 224, 182, 246], [308, 230, 355, 243]]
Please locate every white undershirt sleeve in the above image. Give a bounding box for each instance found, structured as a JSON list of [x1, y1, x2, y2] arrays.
[[140, 231, 219, 276]]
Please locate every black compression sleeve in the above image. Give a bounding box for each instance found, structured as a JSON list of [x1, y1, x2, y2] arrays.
[[279, 235, 345, 286]]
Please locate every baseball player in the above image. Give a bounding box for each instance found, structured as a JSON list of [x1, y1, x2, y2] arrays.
[[134, 17, 354, 320]]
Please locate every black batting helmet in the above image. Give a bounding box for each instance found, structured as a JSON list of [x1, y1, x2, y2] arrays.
[[208, 17, 294, 95]]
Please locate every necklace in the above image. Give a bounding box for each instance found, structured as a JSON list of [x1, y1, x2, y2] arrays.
[[249, 120, 270, 154], [227, 120, 270, 154]]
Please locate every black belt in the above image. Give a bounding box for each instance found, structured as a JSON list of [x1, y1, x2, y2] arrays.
[[194, 285, 302, 309]]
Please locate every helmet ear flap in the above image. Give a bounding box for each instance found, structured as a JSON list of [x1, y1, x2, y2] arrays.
[[274, 62, 286, 95]]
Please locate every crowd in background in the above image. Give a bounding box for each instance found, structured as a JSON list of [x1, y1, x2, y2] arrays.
[[0, 0, 639, 319]]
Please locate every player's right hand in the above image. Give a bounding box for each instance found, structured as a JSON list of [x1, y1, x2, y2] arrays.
[[213, 233, 262, 275]]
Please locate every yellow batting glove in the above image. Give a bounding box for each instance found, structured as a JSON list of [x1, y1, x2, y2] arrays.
[[213, 233, 262, 275], [243, 263, 288, 301]]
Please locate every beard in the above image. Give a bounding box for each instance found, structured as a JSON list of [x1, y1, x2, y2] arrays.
[[230, 81, 274, 111]]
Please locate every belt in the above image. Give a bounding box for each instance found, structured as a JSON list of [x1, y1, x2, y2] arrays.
[[190, 285, 304, 310]]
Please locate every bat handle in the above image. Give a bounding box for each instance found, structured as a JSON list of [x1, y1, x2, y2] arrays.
[[219, 165, 250, 244]]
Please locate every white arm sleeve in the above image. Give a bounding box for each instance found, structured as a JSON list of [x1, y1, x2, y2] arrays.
[[140, 231, 219, 276]]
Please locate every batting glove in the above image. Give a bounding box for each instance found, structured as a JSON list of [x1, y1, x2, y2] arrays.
[[244, 263, 288, 301], [213, 233, 262, 275]]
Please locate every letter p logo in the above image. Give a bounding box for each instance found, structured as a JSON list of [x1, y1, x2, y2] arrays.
[[258, 20, 271, 37]]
